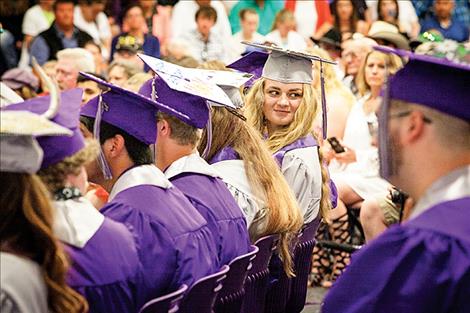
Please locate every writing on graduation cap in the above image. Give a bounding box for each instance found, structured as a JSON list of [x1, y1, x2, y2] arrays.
[[138, 54, 251, 109]]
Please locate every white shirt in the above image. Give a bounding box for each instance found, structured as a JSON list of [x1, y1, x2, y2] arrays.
[[171, 0, 232, 41], [22, 5, 52, 37], [410, 165, 470, 219], [165, 152, 221, 180], [265, 30, 307, 51], [230, 31, 265, 60], [74, 6, 111, 43], [181, 28, 228, 63], [293, 0, 318, 39]]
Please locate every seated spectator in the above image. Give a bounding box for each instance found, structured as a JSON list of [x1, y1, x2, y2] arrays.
[[412, 0, 469, 34], [30, 0, 93, 65], [107, 59, 142, 87], [285, 0, 333, 41], [112, 35, 145, 70], [38, 60, 57, 94], [367, 0, 420, 38], [229, 0, 284, 36], [110, 4, 160, 63], [164, 39, 200, 68], [265, 9, 307, 51], [368, 21, 410, 50], [74, 0, 111, 58], [55, 48, 96, 91], [330, 0, 369, 41], [124, 72, 153, 92], [172, 0, 232, 41], [77, 72, 106, 105], [1, 68, 39, 100], [420, 0, 469, 42], [231, 8, 265, 58], [311, 29, 343, 61], [84, 41, 108, 77], [138, 0, 173, 55], [180, 6, 228, 63]]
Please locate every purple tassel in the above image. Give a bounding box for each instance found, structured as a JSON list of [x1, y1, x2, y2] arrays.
[[201, 103, 212, 159], [320, 61, 328, 140], [94, 94, 113, 180]]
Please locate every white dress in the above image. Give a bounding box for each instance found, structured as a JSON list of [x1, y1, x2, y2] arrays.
[[264, 30, 307, 51], [329, 95, 391, 199]]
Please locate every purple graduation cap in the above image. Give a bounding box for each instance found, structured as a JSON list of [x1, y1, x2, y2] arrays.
[[375, 45, 470, 179], [227, 51, 269, 88], [5, 88, 86, 169], [80, 72, 190, 179]]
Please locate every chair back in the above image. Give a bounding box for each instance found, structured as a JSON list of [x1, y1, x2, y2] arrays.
[[214, 245, 258, 313], [179, 265, 229, 313], [138, 284, 188, 313], [242, 234, 279, 313]]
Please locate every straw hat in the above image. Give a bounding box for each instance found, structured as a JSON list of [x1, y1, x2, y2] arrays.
[[368, 21, 410, 50]]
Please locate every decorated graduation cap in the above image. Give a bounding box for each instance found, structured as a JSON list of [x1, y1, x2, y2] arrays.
[[1, 103, 73, 173], [242, 42, 336, 139], [80, 72, 190, 179], [227, 51, 269, 88], [375, 45, 470, 179]]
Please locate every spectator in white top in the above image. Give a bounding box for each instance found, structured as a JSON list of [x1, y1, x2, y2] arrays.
[[265, 9, 307, 51], [367, 0, 420, 38], [74, 0, 111, 58], [171, 0, 232, 41], [181, 6, 228, 63], [231, 8, 265, 58]]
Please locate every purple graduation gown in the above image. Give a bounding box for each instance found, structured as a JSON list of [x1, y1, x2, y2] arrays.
[[165, 153, 251, 266], [100, 165, 219, 303], [323, 197, 470, 313], [65, 218, 144, 313]]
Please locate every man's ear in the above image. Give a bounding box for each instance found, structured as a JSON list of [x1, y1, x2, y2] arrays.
[[107, 134, 126, 158], [402, 110, 427, 144], [157, 119, 171, 138]]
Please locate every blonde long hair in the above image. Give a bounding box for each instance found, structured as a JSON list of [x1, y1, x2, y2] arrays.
[[199, 107, 303, 276], [244, 78, 332, 222]]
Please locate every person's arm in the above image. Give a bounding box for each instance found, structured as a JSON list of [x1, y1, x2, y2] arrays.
[[29, 36, 50, 65]]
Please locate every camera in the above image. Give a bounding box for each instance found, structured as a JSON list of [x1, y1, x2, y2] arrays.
[[390, 188, 408, 205]]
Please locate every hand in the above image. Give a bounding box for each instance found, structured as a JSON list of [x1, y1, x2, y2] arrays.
[[333, 145, 356, 164]]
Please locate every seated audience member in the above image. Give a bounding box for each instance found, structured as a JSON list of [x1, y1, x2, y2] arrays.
[[285, 0, 333, 41], [367, 0, 420, 38], [30, 0, 93, 65], [311, 29, 343, 61], [138, 72, 251, 266], [111, 35, 146, 70], [172, 0, 232, 41], [77, 72, 106, 105], [138, 0, 172, 55], [180, 6, 228, 63], [6, 88, 145, 313], [231, 8, 265, 57], [229, 0, 284, 36], [368, 21, 410, 50], [124, 72, 153, 92], [107, 59, 142, 87], [110, 5, 160, 63], [37, 60, 57, 94], [74, 0, 111, 57], [330, 0, 369, 40], [84, 41, 108, 77], [55, 48, 96, 91], [80, 74, 219, 302], [1, 68, 39, 100], [341, 36, 377, 97], [1, 111, 87, 313], [265, 9, 307, 51], [323, 45, 470, 313], [164, 39, 200, 68], [420, 0, 468, 42]]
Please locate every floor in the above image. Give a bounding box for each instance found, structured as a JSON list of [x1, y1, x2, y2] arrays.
[[301, 287, 329, 313]]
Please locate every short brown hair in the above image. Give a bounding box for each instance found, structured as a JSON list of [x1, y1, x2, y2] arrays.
[[195, 6, 217, 23], [239, 8, 257, 21], [157, 112, 201, 147]]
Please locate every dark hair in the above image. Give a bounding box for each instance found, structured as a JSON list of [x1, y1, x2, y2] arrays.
[[77, 72, 107, 85], [77, 0, 106, 5], [122, 4, 143, 20], [195, 6, 217, 23], [239, 8, 257, 21], [53, 0, 76, 11], [79, 116, 153, 166], [332, 0, 360, 33], [377, 0, 400, 25]]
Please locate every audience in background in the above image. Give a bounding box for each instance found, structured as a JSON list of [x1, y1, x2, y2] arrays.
[[265, 9, 307, 51], [368, 21, 410, 50], [330, 0, 369, 41], [55, 48, 95, 91], [138, 0, 173, 55], [1, 68, 39, 100], [84, 41, 108, 77], [107, 59, 142, 87], [285, 0, 333, 41], [231, 8, 265, 57], [367, 0, 420, 38], [229, 0, 284, 36]]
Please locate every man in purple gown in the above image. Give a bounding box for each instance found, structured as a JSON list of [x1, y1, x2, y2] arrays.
[[79, 73, 219, 304], [323, 47, 470, 312], [138, 75, 251, 266], [5, 89, 145, 313]]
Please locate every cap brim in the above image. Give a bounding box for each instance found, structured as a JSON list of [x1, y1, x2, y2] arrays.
[[369, 32, 409, 50]]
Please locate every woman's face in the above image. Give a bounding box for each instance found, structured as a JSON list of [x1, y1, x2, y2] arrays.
[[365, 53, 387, 89], [380, 0, 398, 21], [263, 79, 303, 131], [336, 0, 354, 20]]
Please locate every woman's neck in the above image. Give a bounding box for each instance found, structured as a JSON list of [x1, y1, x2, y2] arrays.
[[369, 85, 381, 99]]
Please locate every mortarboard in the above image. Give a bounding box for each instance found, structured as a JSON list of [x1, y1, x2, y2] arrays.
[[227, 51, 269, 88], [375, 45, 470, 179], [79, 72, 189, 179]]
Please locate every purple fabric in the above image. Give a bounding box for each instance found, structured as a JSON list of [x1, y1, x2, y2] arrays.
[[101, 183, 219, 303], [139, 77, 209, 129], [273, 135, 338, 209], [170, 173, 251, 266], [323, 197, 470, 313], [4, 89, 85, 168], [65, 218, 144, 313], [227, 51, 269, 88], [80, 72, 190, 144], [208, 146, 240, 164], [375, 46, 470, 121]]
